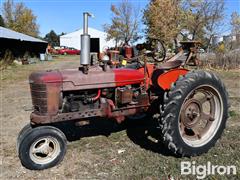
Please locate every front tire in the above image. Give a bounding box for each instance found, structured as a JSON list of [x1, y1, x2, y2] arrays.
[[17, 124, 33, 153], [18, 126, 67, 170], [159, 71, 228, 157]]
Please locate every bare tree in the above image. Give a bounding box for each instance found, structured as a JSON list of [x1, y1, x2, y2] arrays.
[[182, 0, 207, 40], [2, 0, 39, 37], [204, 0, 225, 50], [231, 11, 240, 35], [182, 0, 225, 46], [104, 0, 141, 46]]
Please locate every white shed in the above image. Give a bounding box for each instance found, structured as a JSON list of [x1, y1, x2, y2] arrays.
[[60, 27, 116, 52]]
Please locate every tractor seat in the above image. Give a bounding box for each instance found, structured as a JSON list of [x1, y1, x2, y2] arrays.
[[158, 60, 183, 70]]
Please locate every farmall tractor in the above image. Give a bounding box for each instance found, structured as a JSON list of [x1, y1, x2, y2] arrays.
[[17, 13, 228, 170]]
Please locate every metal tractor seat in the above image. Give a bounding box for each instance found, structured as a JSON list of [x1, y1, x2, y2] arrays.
[[158, 60, 183, 70]]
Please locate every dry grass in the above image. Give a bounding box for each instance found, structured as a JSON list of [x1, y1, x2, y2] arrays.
[[200, 49, 240, 69]]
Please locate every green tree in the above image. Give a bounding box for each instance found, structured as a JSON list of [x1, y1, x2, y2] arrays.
[[2, 0, 39, 37], [143, 0, 225, 51], [144, 0, 181, 44], [44, 30, 59, 47], [143, 0, 183, 47], [0, 15, 5, 27], [104, 0, 141, 46]]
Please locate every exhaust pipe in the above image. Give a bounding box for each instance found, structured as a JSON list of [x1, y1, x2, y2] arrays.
[[80, 12, 94, 74]]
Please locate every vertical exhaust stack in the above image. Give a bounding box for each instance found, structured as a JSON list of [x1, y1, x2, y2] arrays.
[[80, 12, 94, 74]]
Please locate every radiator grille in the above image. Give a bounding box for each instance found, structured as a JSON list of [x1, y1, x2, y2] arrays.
[[30, 83, 47, 113]]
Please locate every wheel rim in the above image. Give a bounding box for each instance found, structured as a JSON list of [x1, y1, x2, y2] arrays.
[[29, 136, 61, 165], [179, 85, 223, 147]]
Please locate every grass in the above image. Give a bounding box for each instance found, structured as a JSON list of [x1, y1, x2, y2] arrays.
[[0, 55, 79, 83], [64, 122, 240, 179], [229, 110, 238, 117]]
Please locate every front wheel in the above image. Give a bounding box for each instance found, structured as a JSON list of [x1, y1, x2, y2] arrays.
[[16, 124, 32, 153], [18, 126, 67, 170], [159, 71, 228, 157]]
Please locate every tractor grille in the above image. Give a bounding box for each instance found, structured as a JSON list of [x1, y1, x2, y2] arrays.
[[30, 83, 48, 113]]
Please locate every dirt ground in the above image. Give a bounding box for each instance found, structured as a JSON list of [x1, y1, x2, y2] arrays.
[[0, 55, 239, 179]]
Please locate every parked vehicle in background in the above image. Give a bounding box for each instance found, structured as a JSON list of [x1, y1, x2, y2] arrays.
[[57, 47, 80, 55]]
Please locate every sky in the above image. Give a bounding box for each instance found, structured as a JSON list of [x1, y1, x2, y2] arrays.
[[0, 0, 239, 37]]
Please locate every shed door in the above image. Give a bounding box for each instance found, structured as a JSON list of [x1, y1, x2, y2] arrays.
[[90, 38, 100, 52]]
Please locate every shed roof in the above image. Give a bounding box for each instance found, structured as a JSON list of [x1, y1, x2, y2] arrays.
[[61, 27, 107, 38], [0, 26, 47, 43]]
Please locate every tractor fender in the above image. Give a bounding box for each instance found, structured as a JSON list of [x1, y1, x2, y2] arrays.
[[157, 69, 189, 90]]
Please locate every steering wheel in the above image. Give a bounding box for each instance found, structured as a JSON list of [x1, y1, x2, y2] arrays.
[[150, 39, 166, 62]]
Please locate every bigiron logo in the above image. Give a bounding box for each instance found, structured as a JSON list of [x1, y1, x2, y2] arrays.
[[181, 161, 237, 179]]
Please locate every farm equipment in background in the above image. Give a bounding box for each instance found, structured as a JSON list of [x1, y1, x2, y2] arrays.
[[17, 12, 229, 170], [102, 45, 135, 68], [105, 39, 202, 68]]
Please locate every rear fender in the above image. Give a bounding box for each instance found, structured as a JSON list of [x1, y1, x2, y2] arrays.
[[157, 69, 189, 90]]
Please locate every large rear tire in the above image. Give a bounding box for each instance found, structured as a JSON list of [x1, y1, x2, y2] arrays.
[[159, 71, 228, 157], [18, 126, 67, 170]]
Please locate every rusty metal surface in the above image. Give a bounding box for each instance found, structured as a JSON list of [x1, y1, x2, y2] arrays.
[[46, 83, 61, 115], [158, 60, 183, 70], [30, 109, 103, 124], [61, 67, 115, 91], [117, 88, 133, 104], [30, 82, 61, 115], [108, 50, 120, 62], [30, 83, 48, 114], [61, 66, 146, 91], [29, 70, 62, 84], [30, 99, 150, 124], [180, 87, 216, 141], [136, 93, 149, 106]]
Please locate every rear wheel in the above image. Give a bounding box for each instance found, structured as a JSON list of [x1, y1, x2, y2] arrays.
[[159, 71, 228, 156], [18, 126, 67, 170]]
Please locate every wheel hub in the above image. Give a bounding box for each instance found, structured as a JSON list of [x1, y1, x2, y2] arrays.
[[29, 137, 60, 165], [181, 99, 202, 128]]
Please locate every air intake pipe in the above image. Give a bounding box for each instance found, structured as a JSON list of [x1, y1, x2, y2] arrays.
[[80, 12, 94, 74]]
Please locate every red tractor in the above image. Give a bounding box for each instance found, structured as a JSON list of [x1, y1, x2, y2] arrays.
[[17, 13, 228, 170]]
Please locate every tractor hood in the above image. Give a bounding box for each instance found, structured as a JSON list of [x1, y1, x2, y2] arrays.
[[60, 66, 145, 91], [29, 67, 145, 90], [29, 70, 62, 84]]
